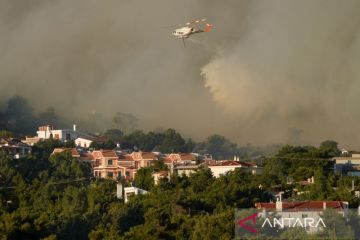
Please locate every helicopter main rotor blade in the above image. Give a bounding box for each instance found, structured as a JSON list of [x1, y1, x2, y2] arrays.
[[185, 18, 207, 26]]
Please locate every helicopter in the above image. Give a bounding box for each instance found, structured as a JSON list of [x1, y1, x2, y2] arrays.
[[171, 19, 213, 47]]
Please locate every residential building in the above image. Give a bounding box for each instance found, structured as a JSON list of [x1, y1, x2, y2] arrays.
[[91, 151, 159, 181], [75, 136, 107, 148], [93, 150, 121, 180], [208, 160, 260, 178], [163, 153, 197, 166], [172, 164, 199, 176], [119, 166, 138, 181], [116, 183, 148, 203], [117, 153, 136, 168], [0, 138, 32, 159], [22, 136, 40, 146], [123, 186, 148, 203], [128, 151, 158, 168], [37, 125, 81, 141], [334, 150, 360, 176]]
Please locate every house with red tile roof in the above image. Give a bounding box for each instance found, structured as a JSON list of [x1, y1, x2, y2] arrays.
[[51, 149, 160, 181], [163, 153, 197, 166], [92, 150, 158, 181], [207, 160, 259, 177], [128, 151, 158, 168], [117, 154, 136, 168], [93, 150, 122, 180]]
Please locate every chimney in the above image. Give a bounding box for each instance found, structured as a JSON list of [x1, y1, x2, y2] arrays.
[[323, 202, 326, 210], [311, 176, 315, 183], [117, 143, 120, 148], [234, 156, 237, 161], [73, 124, 77, 131]]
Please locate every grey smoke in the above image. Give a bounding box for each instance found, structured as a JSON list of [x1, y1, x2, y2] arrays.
[[202, 0, 360, 146], [1, 0, 360, 146]]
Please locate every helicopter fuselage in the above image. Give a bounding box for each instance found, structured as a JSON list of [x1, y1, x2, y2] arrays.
[[172, 27, 195, 38]]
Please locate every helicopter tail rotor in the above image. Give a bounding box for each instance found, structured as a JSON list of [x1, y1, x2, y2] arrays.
[[204, 23, 213, 32]]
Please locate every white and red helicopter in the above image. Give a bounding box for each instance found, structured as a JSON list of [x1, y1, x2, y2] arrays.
[[171, 19, 213, 47]]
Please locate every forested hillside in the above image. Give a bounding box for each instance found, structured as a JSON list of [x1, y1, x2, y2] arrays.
[[0, 139, 359, 239]]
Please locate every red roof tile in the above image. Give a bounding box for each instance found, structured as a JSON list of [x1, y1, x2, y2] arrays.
[[219, 161, 241, 166], [130, 151, 157, 160], [167, 153, 196, 161], [179, 153, 196, 161], [255, 201, 346, 211], [92, 150, 118, 158], [141, 152, 157, 160], [163, 157, 173, 163]]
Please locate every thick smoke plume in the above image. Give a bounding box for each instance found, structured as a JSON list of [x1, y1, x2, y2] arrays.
[[202, 0, 360, 146], [1, 0, 360, 146], [0, 0, 231, 138]]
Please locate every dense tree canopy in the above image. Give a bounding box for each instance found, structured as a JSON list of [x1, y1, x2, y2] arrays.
[[0, 138, 359, 239]]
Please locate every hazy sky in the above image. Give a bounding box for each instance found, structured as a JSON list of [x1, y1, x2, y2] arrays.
[[1, 0, 360, 147]]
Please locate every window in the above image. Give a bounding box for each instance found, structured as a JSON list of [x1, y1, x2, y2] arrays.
[[108, 159, 113, 166], [126, 171, 130, 177], [107, 172, 113, 178], [66, 133, 71, 140], [301, 214, 308, 218]]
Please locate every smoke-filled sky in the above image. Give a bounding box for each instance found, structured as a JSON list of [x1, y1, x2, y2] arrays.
[[1, 0, 360, 147]]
